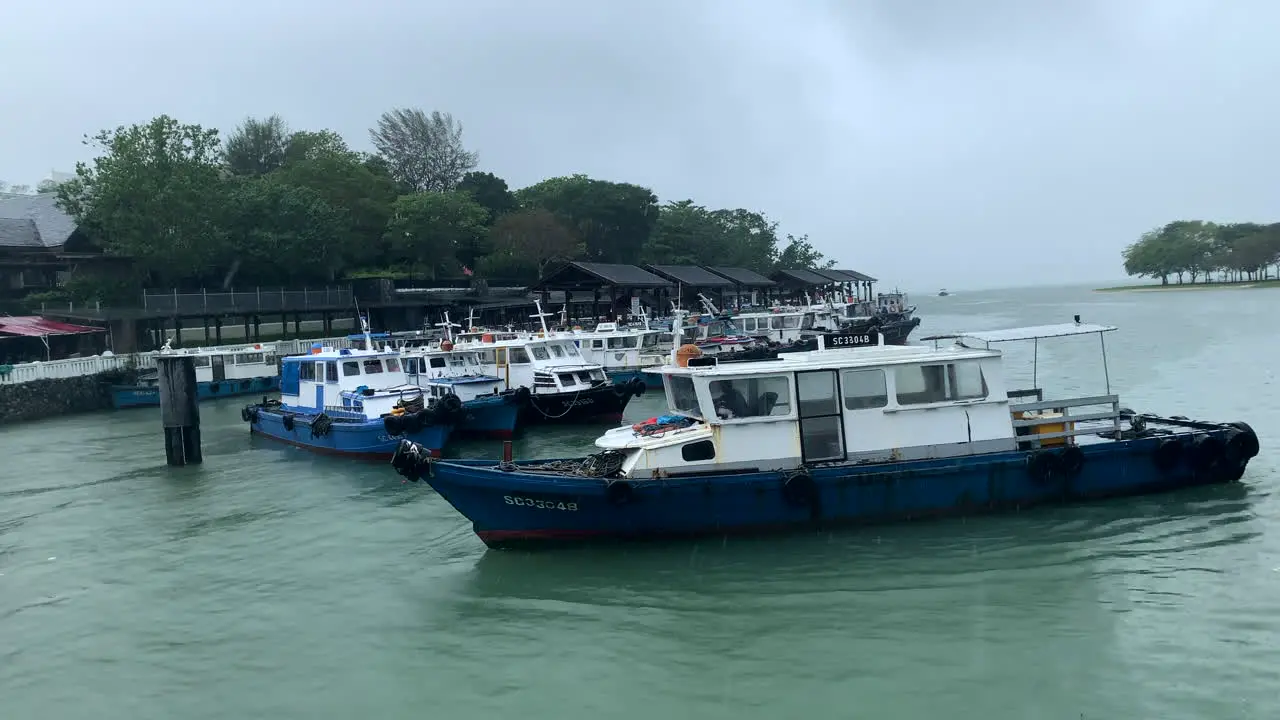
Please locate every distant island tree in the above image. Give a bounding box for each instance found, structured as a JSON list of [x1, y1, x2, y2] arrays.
[[1121, 220, 1280, 285]]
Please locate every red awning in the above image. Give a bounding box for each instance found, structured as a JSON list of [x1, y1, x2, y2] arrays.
[[0, 316, 105, 337]]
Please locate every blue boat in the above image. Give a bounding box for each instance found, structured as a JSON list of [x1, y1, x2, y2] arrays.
[[391, 319, 1262, 548], [243, 338, 456, 459], [111, 343, 281, 409]]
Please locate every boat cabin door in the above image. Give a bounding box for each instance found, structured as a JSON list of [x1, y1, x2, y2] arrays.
[[211, 354, 226, 381], [796, 370, 845, 463]]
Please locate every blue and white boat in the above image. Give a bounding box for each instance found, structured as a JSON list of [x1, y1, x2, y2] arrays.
[[391, 318, 1261, 548], [111, 341, 280, 409], [243, 332, 455, 459], [401, 315, 525, 438]]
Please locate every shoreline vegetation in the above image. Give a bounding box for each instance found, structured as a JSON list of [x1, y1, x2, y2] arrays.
[[1119, 219, 1280, 290], [1095, 279, 1280, 292], [10, 110, 837, 309]]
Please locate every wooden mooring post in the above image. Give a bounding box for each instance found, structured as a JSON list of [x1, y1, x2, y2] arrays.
[[156, 354, 202, 466]]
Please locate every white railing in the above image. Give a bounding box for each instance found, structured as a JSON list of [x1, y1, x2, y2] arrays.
[[0, 335, 357, 386]]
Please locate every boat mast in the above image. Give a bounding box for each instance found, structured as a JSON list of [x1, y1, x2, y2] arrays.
[[530, 298, 554, 337]]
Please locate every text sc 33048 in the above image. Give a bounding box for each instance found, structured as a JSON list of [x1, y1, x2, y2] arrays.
[[504, 496, 579, 511]]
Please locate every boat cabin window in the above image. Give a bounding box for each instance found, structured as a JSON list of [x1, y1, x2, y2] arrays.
[[548, 344, 565, 358], [510, 348, 531, 364], [668, 376, 701, 417], [235, 352, 264, 364], [894, 361, 988, 405], [642, 333, 659, 348], [589, 339, 604, 349], [385, 358, 401, 372], [709, 376, 791, 419], [326, 362, 338, 383], [681, 440, 716, 462], [842, 369, 888, 409], [558, 372, 577, 387], [772, 315, 800, 330], [608, 336, 639, 349], [430, 357, 446, 369], [299, 361, 316, 381], [801, 314, 814, 330], [192, 356, 211, 368], [796, 371, 839, 417], [531, 346, 550, 361], [363, 359, 384, 374], [740, 318, 755, 332], [342, 360, 360, 377]]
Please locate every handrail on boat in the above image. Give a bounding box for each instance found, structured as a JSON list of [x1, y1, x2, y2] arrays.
[[1009, 393, 1123, 445]]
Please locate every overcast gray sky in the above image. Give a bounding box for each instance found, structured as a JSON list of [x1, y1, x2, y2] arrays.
[[2, 0, 1276, 290]]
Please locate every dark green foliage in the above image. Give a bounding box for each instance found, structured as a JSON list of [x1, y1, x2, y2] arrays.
[[52, 113, 838, 299], [1122, 221, 1280, 284]]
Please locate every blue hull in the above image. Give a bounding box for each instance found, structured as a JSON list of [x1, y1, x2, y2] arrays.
[[250, 407, 452, 459], [399, 424, 1259, 548], [112, 376, 281, 409], [459, 395, 521, 438], [606, 369, 663, 390]]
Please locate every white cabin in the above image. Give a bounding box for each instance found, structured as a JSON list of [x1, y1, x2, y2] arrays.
[[451, 333, 609, 394], [156, 343, 279, 383], [572, 322, 666, 372], [280, 347, 424, 419], [401, 345, 505, 403], [730, 309, 818, 344], [593, 323, 1124, 480]]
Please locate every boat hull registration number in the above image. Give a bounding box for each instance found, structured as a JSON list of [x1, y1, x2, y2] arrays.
[[504, 496, 579, 511]]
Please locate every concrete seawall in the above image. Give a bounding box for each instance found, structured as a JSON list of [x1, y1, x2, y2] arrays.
[[0, 370, 130, 425]]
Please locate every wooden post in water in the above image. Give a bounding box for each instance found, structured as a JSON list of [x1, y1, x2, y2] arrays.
[[156, 354, 202, 466]]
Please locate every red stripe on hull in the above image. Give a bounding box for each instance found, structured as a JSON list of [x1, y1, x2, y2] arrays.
[[249, 427, 441, 460]]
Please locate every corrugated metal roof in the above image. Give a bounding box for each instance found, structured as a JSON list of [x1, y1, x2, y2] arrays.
[[837, 269, 877, 282], [810, 269, 859, 283], [770, 268, 834, 286], [532, 262, 672, 290], [704, 266, 776, 287], [0, 316, 106, 337], [0, 194, 77, 249], [644, 265, 734, 287]]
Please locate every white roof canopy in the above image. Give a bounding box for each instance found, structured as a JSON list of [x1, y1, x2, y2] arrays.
[[923, 322, 1118, 346]]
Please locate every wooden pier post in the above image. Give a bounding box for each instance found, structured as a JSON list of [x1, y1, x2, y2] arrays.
[[156, 354, 202, 466]]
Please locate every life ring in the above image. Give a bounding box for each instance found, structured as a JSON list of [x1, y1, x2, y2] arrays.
[[1026, 451, 1059, 484], [1225, 422, 1260, 461], [1153, 438, 1182, 472], [605, 479, 635, 506], [781, 470, 822, 519], [1058, 445, 1085, 476], [1189, 433, 1225, 472]]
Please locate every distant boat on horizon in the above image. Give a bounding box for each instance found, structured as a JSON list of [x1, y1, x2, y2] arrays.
[[938, 288, 950, 296]]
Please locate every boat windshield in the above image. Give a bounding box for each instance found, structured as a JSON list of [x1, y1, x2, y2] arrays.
[[667, 375, 702, 417]]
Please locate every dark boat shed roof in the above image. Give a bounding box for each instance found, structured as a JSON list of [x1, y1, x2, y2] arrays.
[[837, 268, 877, 282], [810, 269, 859, 283], [705, 266, 776, 287], [644, 264, 734, 288], [530, 262, 672, 291], [770, 268, 835, 286]]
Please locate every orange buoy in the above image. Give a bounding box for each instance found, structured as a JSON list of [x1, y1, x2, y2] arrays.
[[440, 340, 454, 351], [481, 333, 495, 343]]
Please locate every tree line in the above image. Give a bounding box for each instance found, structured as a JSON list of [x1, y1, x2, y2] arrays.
[[45, 111, 834, 304], [1122, 220, 1280, 285]]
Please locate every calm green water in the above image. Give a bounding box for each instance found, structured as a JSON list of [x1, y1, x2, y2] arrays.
[[2, 284, 1277, 719]]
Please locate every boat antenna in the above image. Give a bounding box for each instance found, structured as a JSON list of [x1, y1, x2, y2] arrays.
[[530, 298, 554, 336], [435, 311, 461, 343], [697, 292, 720, 316]]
